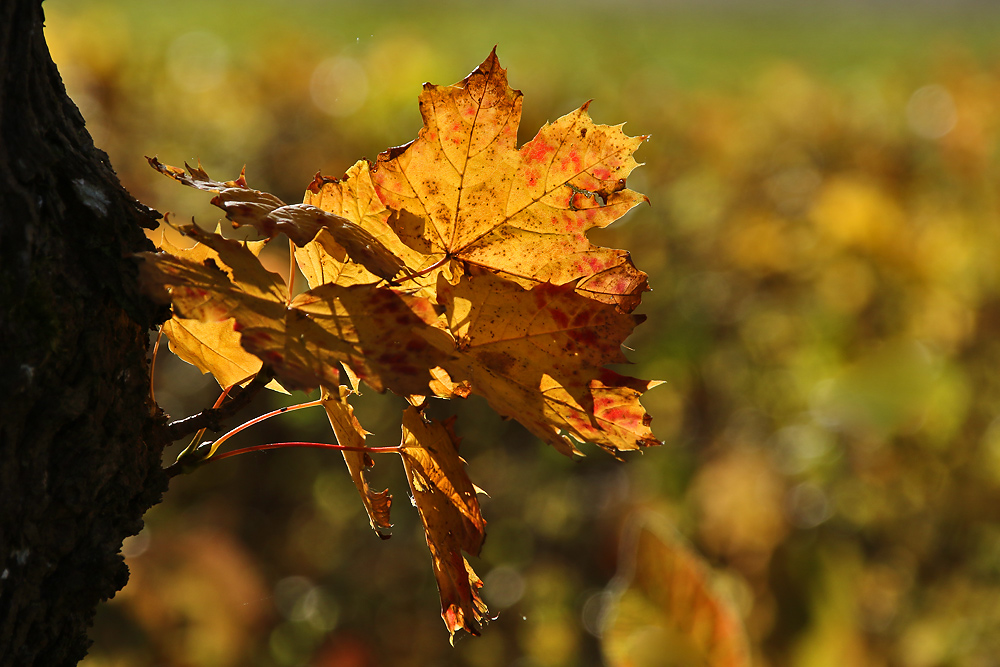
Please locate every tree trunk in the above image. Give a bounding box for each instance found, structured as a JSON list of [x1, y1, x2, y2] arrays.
[[0, 1, 168, 664]]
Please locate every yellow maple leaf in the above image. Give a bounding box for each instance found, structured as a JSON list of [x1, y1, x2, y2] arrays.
[[152, 227, 288, 394], [435, 271, 660, 456], [371, 48, 649, 313], [297, 161, 442, 291]]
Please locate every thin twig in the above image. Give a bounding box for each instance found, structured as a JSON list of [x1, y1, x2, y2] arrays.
[[171, 380, 244, 468], [163, 368, 274, 441]]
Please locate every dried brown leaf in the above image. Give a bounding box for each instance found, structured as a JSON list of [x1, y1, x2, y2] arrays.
[[148, 157, 405, 281], [322, 386, 392, 537], [399, 406, 488, 638]]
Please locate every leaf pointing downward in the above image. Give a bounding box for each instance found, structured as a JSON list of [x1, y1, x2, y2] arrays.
[[399, 406, 488, 639], [322, 386, 392, 538]]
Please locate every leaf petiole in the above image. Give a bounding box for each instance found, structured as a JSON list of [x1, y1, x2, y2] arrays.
[[208, 441, 401, 463], [149, 327, 164, 412], [166, 396, 327, 477], [390, 254, 451, 286], [199, 398, 325, 460]]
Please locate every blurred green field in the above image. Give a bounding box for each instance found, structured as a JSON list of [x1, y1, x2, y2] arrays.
[[44, 1, 1000, 666]]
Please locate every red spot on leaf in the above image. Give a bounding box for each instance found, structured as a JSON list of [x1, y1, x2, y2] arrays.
[[593, 395, 615, 411], [525, 140, 553, 164], [406, 338, 428, 353], [259, 351, 284, 366], [551, 308, 570, 329], [533, 287, 551, 312], [575, 327, 599, 347], [564, 410, 591, 429], [559, 151, 582, 173], [560, 212, 583, 233], [571, 310, 591, 328], [378, 351, 407, 365], [600, 405, 636, 428], [525, 168, 540, 188]]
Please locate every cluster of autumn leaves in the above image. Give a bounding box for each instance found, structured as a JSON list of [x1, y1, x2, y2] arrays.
[[140, 50, 659, 638]]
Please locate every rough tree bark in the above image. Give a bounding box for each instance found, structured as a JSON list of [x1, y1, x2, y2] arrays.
[[0, 1, 169, 664]]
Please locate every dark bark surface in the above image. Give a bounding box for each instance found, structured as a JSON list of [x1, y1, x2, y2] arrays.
[[0, 1, 169, 664]]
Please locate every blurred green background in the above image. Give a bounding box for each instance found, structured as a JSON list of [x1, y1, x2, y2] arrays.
[[44, 0, 1000, 665]]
